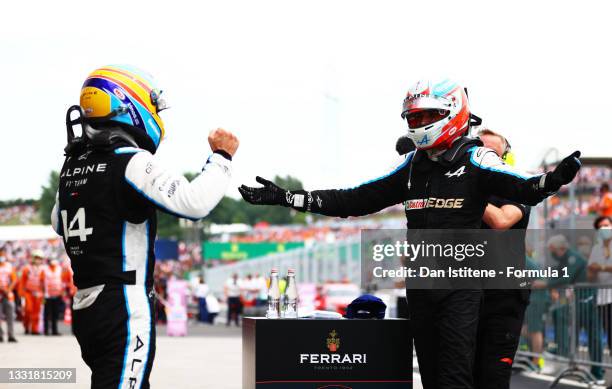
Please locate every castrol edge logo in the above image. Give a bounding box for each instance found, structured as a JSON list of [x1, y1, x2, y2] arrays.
[[405, 197, 465, 210]]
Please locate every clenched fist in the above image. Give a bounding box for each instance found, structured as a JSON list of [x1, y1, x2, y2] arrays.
[[208, 128, 239, 157]]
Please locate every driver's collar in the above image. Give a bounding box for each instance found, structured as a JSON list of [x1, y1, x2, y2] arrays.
[[413, 136, 482, 167]]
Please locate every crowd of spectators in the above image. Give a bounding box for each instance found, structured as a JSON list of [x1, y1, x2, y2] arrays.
[[178, 242, 203, 262], [578, 166, 612, 185], [0, 205, 38, 225], [1, 239, 68, 269], [538, 166, 611, 222], [228, 225, 360, 243], [213, 218, 404, 245]]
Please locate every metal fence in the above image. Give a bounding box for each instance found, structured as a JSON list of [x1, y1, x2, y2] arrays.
[[517, 283, 612, 387], [204, 238, 612, 387], [204, 239, 361, 295]]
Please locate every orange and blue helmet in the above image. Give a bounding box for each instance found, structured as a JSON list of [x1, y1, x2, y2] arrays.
[[401, 78, 470, 150], [80, 65, 167, 153]]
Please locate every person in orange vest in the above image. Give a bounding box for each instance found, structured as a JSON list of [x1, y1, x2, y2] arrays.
[[0, 247, 18, 342], [43, 259, 63, 336], [20, 250, 45, 335], [598, 183, 612, 217]]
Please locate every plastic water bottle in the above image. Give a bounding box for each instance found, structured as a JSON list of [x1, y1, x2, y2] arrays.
[[266, 268, 281, 319], [283, 269, 298, 318]]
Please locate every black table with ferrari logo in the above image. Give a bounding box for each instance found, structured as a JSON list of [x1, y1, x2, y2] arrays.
[[243, 317, 413, 389]]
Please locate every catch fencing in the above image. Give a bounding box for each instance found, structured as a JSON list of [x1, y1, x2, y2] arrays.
[[204, 238, 361, 295], [517, 283, 612, 387], [204, 238, 612, 387]]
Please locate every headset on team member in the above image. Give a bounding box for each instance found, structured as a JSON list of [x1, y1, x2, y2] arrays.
[[477, 128, 516, 166]]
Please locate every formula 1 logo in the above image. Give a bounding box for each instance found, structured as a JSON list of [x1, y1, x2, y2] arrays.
[[445, 166, 466, 178]]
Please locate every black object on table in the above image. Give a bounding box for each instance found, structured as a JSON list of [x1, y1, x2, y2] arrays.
[[243, 317, 413, 388]]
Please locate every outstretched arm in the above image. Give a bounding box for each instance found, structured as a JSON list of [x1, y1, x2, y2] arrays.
[[240, 153, 413, 218], [124, 128, 238, 221], [470, 147, 581, 205]]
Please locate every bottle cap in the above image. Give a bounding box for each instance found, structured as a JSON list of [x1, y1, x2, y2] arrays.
[[288, 268, 295, 274], [271, 268, 278, 273]]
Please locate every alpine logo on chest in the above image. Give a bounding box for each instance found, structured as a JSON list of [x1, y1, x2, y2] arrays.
[[445, 166, 466, 178]]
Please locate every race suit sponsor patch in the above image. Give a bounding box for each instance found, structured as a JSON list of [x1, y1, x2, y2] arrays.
[[405, 198, 464, 210]]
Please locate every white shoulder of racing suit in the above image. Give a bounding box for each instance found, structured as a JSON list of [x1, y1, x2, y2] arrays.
[[124, 151, 232, 221], [469, 146, 541, 180], [51, 192, 61, 234]]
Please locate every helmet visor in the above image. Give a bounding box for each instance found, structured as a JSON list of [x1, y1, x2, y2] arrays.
[[403, 94, 451, 115], [406, 109, 450, 129]]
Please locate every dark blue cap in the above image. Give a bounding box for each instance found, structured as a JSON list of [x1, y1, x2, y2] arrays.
[[344, 294, 386, 319]]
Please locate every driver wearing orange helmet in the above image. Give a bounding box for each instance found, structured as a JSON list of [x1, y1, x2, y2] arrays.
[[239, 78, 581, 388]]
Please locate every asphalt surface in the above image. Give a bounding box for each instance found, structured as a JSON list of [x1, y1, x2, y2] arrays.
[[0, 322, 241, 389], [509, 372, 604, 389], [0, 322, 607, 389]]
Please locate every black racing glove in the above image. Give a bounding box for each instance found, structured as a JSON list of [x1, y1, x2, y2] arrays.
[[239, 176, 298, 208], [543, 151, 581, 194]]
